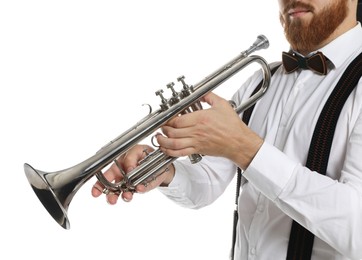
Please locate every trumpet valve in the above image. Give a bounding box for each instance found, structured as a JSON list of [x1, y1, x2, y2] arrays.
[[156, 89, 170, 111]]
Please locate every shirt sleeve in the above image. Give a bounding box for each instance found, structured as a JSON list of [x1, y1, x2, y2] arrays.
[[243, 109, 362, 259], [158, 156, 237, 209]]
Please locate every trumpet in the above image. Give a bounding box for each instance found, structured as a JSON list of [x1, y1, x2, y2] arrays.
[[24, 35, 271, 229]]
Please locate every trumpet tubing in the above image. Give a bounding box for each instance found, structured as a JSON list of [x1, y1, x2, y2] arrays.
[[24, 35, 271, 229]]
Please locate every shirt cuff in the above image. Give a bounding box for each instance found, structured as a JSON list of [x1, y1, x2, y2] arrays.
[[243, 142, 298, 201], [158, 161, 190, 196]]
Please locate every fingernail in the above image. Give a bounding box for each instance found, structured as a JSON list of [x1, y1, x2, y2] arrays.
[[106, 198, 113, 205]]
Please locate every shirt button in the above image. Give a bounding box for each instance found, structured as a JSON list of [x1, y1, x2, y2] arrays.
[[250, 247, 256, 255], [257, 204, 264, 213]]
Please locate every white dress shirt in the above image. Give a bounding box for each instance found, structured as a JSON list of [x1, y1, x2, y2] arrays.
[[159, 23, 362, 260]]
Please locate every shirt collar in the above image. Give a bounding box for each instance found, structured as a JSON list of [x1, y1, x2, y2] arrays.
[[318, 22, 362, 69]]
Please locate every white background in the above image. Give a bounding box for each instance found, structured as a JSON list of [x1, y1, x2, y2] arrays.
[[0, 1, 288, 259]]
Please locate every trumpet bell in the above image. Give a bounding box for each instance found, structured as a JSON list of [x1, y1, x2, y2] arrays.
[[24, 163, 70, 229]]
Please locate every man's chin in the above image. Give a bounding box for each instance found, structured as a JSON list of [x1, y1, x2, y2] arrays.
[[289, 14, 313, 27]]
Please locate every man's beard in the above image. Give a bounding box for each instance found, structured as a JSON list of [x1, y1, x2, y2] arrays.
[[280, 0, 348, 53]]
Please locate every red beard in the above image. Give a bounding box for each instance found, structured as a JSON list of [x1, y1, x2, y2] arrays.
[[280, 0, 347, 53]]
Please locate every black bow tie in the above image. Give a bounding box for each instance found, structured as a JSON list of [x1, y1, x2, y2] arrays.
[[282, 51, 328, 75]]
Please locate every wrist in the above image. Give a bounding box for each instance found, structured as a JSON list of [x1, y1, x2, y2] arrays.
[[160, 164, 175, 187], [232, 133, 264, 170]]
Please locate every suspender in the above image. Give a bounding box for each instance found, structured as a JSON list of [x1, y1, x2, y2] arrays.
[[231, 52, 362, 260], [286, 52, 362, 260]]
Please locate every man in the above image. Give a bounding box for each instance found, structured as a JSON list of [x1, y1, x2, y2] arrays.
[[92, 0, 362, 259]]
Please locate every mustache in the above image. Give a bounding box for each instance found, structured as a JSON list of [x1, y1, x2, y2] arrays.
[[282, 1, 314, 15]]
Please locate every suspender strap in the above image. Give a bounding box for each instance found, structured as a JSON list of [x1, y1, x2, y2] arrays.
[[286, 52, 362, 260], [231, 64, 281, 260]]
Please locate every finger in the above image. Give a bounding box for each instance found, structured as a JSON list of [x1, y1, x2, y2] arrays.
[[160, 146, 196, 158], [136, 184, 147, 193], [91, 163, 121, 198], [93, 161, 127, 204], [104, 164, 126, 204], [122, 144, 150, 170], [166, 110, 203, 128], [201, 92, 232, 112], [200, 92, 220, 105], [157, 131, 196, 150], [91, 182, 104, 197], [121, 191, 134, 202], [107, 192, 120, 205], [161, 125, 193, 139]]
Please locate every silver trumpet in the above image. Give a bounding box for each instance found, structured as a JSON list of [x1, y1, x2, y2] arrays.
[[24, 35, 271, 229]]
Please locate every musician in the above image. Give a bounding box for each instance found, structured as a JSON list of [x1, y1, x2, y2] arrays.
[[92, 0, 362, 259]]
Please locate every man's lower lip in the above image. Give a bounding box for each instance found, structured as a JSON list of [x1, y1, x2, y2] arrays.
[[290, 11, 309, 18]]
